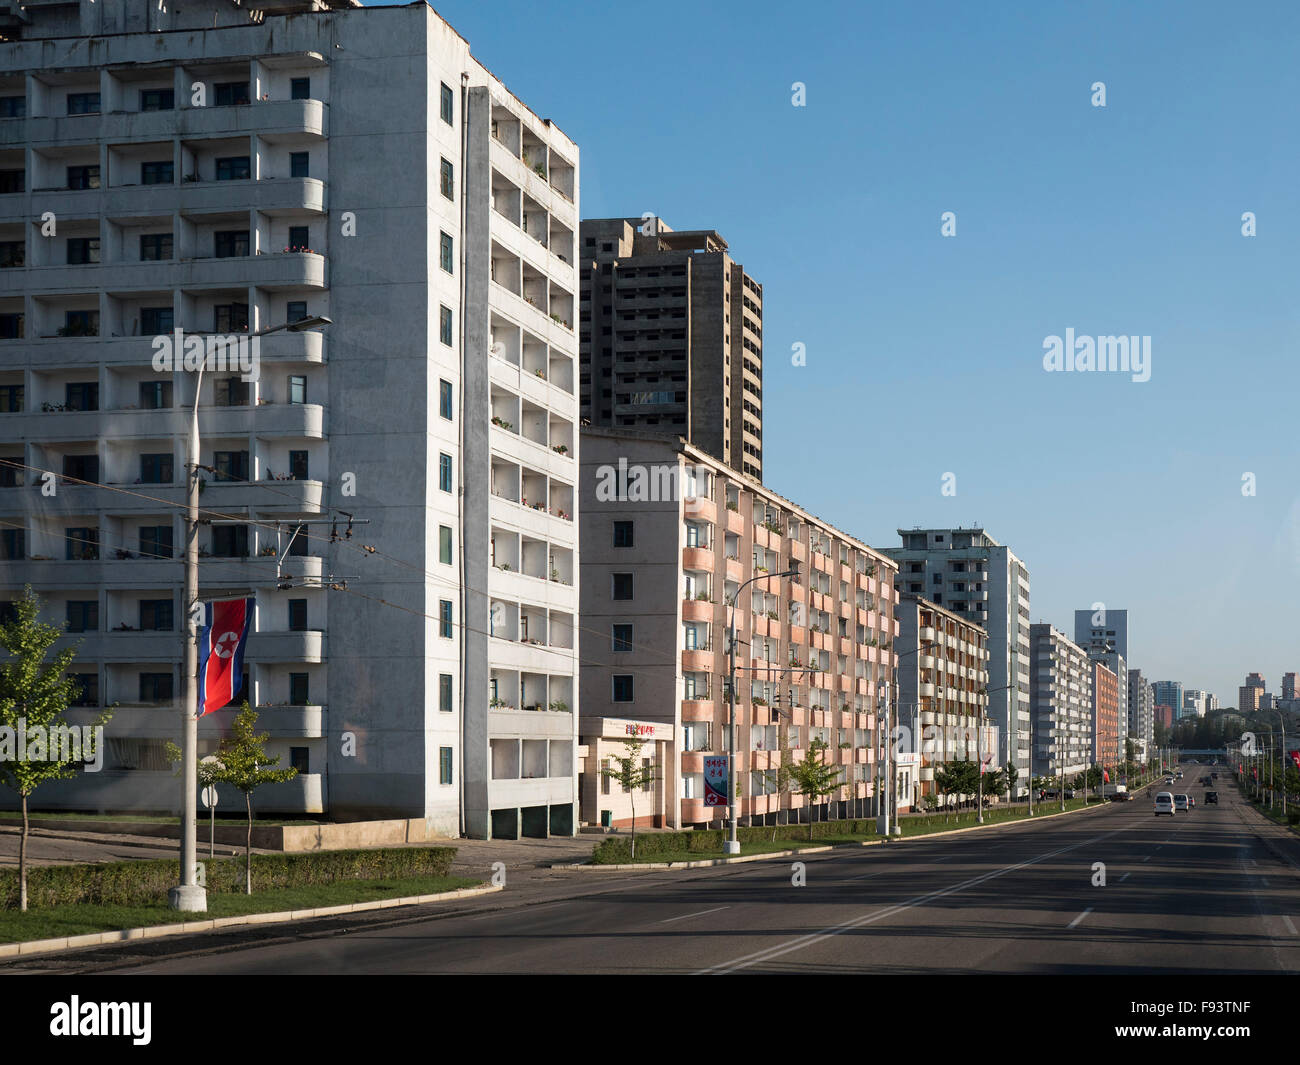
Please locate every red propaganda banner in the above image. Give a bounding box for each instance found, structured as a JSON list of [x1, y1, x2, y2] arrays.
[[703, 756, 730, 806], [1290, 750, 1300, 772], [197, 598, 254, 717]]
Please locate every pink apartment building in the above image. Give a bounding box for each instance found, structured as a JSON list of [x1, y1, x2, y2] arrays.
[[578, 428, 900, 829]]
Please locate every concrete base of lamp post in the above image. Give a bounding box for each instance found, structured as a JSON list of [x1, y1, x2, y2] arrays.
[[724, 840, 742, 855], [168, 885, 207, 912]]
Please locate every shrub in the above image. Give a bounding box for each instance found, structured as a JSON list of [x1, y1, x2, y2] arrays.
[[591, 820, 878, 864], [0, 846, 456, 910]]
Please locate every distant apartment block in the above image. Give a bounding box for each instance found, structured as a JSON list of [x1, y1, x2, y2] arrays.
[[1183, 689, 1208, 718], [1127, 668, 1154, 763], [578, 428, 898, 828], [1030, 624, 1093, 783], [1239, 673, 1266, 713], [578, 217, 763, 479], [896, 594, 992, 805], [1073, 607, 1128, 660], [0, 0, 582, 838], [886, 528, 1031, 795], [1091, 661, 1118, 770], [1154, 705, 1175, 730], [1153, 681, 1185, 719]]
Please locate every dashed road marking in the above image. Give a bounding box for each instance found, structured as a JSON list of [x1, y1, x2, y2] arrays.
[[1068, 907, 1094, 929]]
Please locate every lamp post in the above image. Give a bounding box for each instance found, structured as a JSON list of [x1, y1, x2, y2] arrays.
[[169, 315, 331, 912], [1274, 711, 1289, 818], [726, 563, 800, 856]]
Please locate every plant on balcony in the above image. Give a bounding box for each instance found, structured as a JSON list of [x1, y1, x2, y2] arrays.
[[548, 700, 569, 713], [552, 444, 568, 454], [491, 416, 513, 431], [497, 562, 511, 571], [726, 501, 739, 511], [550, 567, 561, 581], [752, 696, 768, 706], [761, 520, 781, 534], [765, 610, 778, 620], [693, 592, 712, 603], [534, 368, 546, 378]]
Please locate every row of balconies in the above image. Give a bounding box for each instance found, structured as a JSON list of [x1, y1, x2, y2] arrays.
[[1, 251, 325, 295], [43, 629, 323, 663], [0, 326, 322, 369], [3, 401, 324, 441]]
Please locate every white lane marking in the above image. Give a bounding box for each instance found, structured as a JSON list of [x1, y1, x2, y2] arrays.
[[1261, 877, 1271, 887], [1119, 872, 1131, 882], [847, 870, 888, 882], [660, 906, 729, 924], [1142, 855, 1152, 862], [696, 823, 1137, 975], [931, 856, 952, 863], [1283, 915, 1297, 935], [1068, 907, 1094, 929]]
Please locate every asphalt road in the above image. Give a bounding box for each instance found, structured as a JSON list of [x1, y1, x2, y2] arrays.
[[49, 770, 1290, 976]]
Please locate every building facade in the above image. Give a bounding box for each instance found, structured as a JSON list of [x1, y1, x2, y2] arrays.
[[1153, 680, 1185, 719], [1030, 623, 1093, 784], [1127, 668, 1154, 764], [886, 528, 1031, 795], [1091, 661, 1118, 770], [895, 594, 993, 805], [578, 428, 898, 829], [0, 0, 581, 837], [578, 217, 763, 480], [1073, 607, 1128, 659], [1238, 673, 1266, 713]]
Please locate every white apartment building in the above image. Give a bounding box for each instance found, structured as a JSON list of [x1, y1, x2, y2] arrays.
[[1127, 668, 1154, 765], [0, 0, 580, 839], [886, 528, 1031, 795], [1030, 623, 1093, 782]]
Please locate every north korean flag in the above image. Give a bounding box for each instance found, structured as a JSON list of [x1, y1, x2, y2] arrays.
[[1102, 767, 1110, 783], [197, 597, 254, 717]]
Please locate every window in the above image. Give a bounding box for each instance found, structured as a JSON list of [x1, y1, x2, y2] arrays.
[[642, 758, 653, 794], [439, 674, 453, 713], [140, 88, 174, 111], [439, 379, 453, 420], [140, 453, 173, 484], [65, 600, 98, 633], [289, 151, 309, 178], [290, 747, 310, 774], [140, 233, 172, 261], [612, 624, 633, 653], [215, 156, 251, 181], [0, 170, 23, 194], [66, 92, 100, 115], [140, 307, 173, 335], [289, 673, 309, 705], [139, 525, 173, 559], [141, 160, 173, 185], [0, 384, 21, 411], [439, 453, 452, 492], [212, 524, 249, 558], [0, 96, 24, 118], [66, 165, 99, 190], [439, 746, 454, 785], [439, 600, 453, 639], [63, 310, 98, 337], [612, 675, 634, 702], [70, 673, 98, 707], [440, 158, 454, 200], [287, 300, 308, 324], [440, 82, 454, 124], [65, 526, 98, 560], [287, 524, 308, 557], [0, 313, 21, 339], [214, 230, 250, 258], [66, 237, 99, 265], [289, 375, 306, 404], [287, 225, 309, 251], [290, 77, 311, 101], [64, 382, 98, 411], [0, 529, 22, 559], [601, 758, 611, 795], [288, 450, 309, 480], [439, 524, 453, 565], [139, 380, 172, 409], [440, 231, 453, 273], [214, 82, 250, 107], [214, 377, 249, 406], [288, 599, 307, 632], [0, 457, 17, 486], [140, 673, 174, 703], [62, 455, 99, 484], [139, 599, 174, 631], [440, 305, 453, 346], [613, 521, 634, 548], [612, 573, 634, 600], [213, 303, 249, 332], [0, 240, 22, 267]]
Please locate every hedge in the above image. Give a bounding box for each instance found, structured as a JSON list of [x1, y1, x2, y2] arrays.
[[591, 820, 878, 864], [0, 846, 457, 910]]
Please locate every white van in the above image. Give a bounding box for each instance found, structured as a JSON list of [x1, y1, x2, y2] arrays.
[[1154, 792, 1175, 816]]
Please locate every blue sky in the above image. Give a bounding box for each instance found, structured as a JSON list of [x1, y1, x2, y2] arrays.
[[402, 0, 1300, 705]]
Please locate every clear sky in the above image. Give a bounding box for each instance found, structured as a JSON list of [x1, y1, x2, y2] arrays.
[[385, 0, 1300, 706]]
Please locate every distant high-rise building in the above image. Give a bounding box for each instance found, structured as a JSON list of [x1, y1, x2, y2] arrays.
[[1239, 673, 1266, 712], [1030, 624, 1093, 782], [579, 217, 763, 479], [1091, 662, 1119, 770], [1183, 689, 1208, 718], [1154, 705, 1175, 730], [1073, 608, 1129, 660], [886, 528, 1031, 793], [1153, 681, 1184, 719], [1127, 669, 1154, 764]]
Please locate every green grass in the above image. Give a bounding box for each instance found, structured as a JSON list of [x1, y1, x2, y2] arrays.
[[897, 797, 1098, 836], [610, 839, 832, 864], [0, 874, 480, 944]]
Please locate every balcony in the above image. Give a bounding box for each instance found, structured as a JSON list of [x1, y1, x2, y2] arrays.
[[5, 99, 328, 147], [681, 698, 713, 721], [681, 598, 713, 622], [681, 546, 713, 571]]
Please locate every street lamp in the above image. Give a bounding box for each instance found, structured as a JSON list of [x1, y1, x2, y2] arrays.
[[170, 315, 332, 912], [726, 563, 800, 856]]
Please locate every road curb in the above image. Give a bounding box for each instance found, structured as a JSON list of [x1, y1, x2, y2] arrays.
[[0, 882, 501, 960], [555, 844, 835, 871], [889, 800, 1113, 842]]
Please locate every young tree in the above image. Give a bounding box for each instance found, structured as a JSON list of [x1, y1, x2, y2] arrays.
[[195, 703, 296, 894], [0, 587, 110, 911], [787, 737, 843, 839], [1003, 761, 1019, 805], [600, 737, 657, 860]]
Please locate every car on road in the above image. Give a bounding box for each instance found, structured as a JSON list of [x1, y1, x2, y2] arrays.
[[1154, 792, 1175, 816], [1174, 794, 1191, 812], [1205, 791, 1218, 804]]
